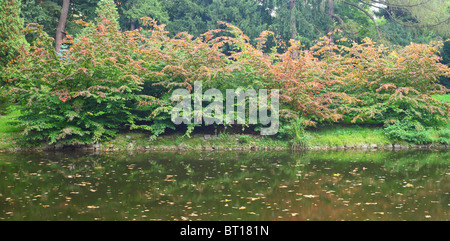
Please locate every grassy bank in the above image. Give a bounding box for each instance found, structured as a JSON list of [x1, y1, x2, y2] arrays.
[[432, 94, 450, 102], [100, 126, 393, 151], [1, 123, 449, 152], [0, 110, 21, 151], [102, 132, 290, 151], [307, 125, 393, 147]]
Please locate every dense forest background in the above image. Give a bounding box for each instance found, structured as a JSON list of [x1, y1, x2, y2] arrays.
[[17, 1, 450, 45]]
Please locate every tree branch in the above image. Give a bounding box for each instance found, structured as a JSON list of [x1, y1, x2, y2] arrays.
[[331, 13, 359, 36], [359, 0, 449, 28], [362, 0, 433, 8], [342, 1, 381, 38]]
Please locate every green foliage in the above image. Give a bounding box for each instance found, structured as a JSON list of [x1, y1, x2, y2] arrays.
[[330, 39, 450, 127], [307, 125, 391, 147], [236, 134, 252, 144], [20, 0, 99, 38], [291, 118, 310, 147], [437, 128, 450, 144], [3, 21, 156, 144], [0, 0, 27, 67], [161, 0, 272, 46], [0, 0, 27, 113], [121, 0, 169, 29], [3, 4, 450, 146], [162, 0, 212, 37], [270, 0, 331, 48], [278, 117, 310, 147], [0, 108, 21, 149], [439, 40, 450, 88], [384, 121, 435, 144], [432, 94, 450, 102], [207, 0, 272, 43], [96, 0, 120, 28]]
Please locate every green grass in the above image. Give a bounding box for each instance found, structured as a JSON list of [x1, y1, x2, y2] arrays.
[[432, 94, 450, 102], [103, 132, 289, 150], [306, 125, 394, 147], [104, 125, 401, 150], [0, 110, 22, 150]]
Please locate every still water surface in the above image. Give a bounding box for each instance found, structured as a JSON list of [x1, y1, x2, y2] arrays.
[[0, 150, 448, 221]]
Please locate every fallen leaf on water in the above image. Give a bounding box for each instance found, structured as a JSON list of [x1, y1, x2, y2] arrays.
[[304, 195, 318, 198]]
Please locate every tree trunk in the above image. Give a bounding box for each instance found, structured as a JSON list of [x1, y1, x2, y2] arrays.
[[55, 0, 70, 53], [130, 19, 136, 30], [289, 0, 297, 40], [327, 0, 334, 42]]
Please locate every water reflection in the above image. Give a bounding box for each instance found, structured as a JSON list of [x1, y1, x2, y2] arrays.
[[0, 150, 448, 220]]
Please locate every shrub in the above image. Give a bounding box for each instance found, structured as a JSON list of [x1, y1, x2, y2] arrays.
[[3, 17, 450, 145], [384, 121, 435, 144], [3, 22, 157, 144], [333, 38, 450, 127], [280, 117, 311, 147], [437, 128, 450, 144]]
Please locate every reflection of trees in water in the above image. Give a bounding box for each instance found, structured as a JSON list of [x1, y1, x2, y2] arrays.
[[0, 150, 448, 220]]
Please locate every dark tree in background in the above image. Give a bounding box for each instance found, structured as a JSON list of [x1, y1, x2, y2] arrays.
[[440, 40, 450, 88], [55, 0, 69, 53]]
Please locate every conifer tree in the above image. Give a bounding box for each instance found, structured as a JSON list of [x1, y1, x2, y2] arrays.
[[96, 0, 120, 29], [0, 0, 27, 67]]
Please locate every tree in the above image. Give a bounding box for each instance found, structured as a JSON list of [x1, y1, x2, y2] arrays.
[[96, 0, 120, 28], [440, 40, 450, 88], [55, 0, 70, 53], [270, 0, 332, 48], [21, 0, 98, 42], [206, 0, 273, 44], [340, 0, 450, 38], [162, 0, 212, 37], [0, 0, 27, 66], [120, 0, 168, 30]]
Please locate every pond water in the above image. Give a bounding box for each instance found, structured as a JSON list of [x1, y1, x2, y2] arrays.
[[0, 150, 448, 221]]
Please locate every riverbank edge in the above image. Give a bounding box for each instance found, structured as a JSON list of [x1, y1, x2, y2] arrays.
[[2, 137, 449, 152], [2, 119, 449, 152]]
